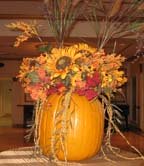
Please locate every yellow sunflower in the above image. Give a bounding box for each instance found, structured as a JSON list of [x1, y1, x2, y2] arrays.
[[44, 44, 96, 80], [44, 47, 74, 79], [71, 43, 96, 72], [72, 43, 96, 56]]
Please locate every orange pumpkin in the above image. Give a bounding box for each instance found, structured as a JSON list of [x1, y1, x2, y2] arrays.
[[39, 93, 104, 161]]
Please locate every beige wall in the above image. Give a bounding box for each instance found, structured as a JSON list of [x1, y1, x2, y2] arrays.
[[127, 58, 144, 131], [0, 60, 26, 125]]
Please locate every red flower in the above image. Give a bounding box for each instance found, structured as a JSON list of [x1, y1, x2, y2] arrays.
[[75, 87, 98, 100], [47, 87, 57, 95], [85, 89, 98, 100], [43, 76, 51, 83], [86, 72, 100, 88], [56, 83, 66, 93], [75, 88, 86, 96]]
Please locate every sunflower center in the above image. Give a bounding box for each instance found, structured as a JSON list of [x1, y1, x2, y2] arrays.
[[56, 56, 71, 70], [75, 57, 83, 66]]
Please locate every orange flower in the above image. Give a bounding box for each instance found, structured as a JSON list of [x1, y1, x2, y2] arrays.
[[37, 69, 46, 80]]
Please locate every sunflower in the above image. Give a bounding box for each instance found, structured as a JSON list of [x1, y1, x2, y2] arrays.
[[72, 43, 96, 58], [45, 44, 95, 80], [44, 47, 74, 80]]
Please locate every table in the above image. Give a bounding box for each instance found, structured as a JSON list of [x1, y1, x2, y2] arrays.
[[0, 147, 144, 166]]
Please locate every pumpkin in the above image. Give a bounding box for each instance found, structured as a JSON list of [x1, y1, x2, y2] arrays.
[[39, 93, 104, 161]]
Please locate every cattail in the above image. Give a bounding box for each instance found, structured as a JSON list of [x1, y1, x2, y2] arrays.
[[108, 0, 123, 18]]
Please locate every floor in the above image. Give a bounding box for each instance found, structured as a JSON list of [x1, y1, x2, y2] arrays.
[[0, 127, 144, 154], [0, 127, 33, 152]]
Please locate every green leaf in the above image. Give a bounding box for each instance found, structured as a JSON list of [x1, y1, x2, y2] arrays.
[[37, 44, 52, 53], [63, 75, 71, 87], [27, 71, 39, 83]]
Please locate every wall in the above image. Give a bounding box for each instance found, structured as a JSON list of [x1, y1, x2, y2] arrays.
[[127, 58, 144, 131], [0, 60, 25, 126]]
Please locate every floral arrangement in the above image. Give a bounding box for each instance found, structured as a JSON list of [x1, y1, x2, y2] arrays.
[[18, 43, 127, 101], [6, 0, 143, 102], [6, 0, 144, 162]]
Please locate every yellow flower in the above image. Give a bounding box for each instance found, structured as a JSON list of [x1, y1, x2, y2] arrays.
[[72, 43, 96, 55], [71, 72, 82, 87], [45, 48, 75, 80], [45, 43, 96, 80]]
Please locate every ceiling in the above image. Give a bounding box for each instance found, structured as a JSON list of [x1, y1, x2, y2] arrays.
[[0, 0, 143, 62]]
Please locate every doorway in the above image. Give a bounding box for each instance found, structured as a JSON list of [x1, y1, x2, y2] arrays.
[[0, 78, 13, 126]]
